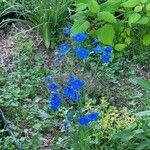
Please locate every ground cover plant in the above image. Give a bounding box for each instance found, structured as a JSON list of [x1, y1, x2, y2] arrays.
[[0, 0, 150, 149]]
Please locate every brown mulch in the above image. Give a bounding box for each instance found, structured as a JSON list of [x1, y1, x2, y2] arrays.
[[0, 23, 43, 69]]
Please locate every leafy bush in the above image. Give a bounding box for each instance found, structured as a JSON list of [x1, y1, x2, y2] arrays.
[[71, 0, 150, 54]]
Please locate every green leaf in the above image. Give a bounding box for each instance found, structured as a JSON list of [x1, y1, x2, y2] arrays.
[[96, 24, 115, 46], [76, 3, 87, 12], [71, 20, 90, 35], [137, 17, 149, 25], [131, 77, 150, 90], [43, 24, 50, 49], [122, 0, 140, 8], [101, 0, 122, 13], [88, 0, 100, 14], [97, 11, 117, 23], [134, 6, 143, 12], [128, 13, 141, 26], [115, 43, 127, 51], [143, 34, 150, 46]]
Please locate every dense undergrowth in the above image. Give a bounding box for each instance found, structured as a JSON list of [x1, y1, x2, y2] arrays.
[[0, 0, 150, 150]]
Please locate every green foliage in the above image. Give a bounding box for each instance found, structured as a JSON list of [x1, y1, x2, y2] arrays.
[[56, 98, 135, 149], [72, 0, 150, 54], [0, 40, 51, 149], [0, 0, 72, 49]]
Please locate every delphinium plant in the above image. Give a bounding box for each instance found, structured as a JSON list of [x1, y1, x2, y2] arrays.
[[45, 27, 124, 149]]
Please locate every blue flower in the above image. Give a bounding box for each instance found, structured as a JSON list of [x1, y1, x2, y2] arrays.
[[87, 112, 99, 122], [74, 47, 89, 60], [50, 93, 62, 110], [93, 45, 104, 54], [104, 46, 113, 54], [63, 86, 80, 102], [63, 121, 68, 129], [101, 54, 111, 63], [67, 113, 74, 122], [78, 112, 100, 126], [93, 38, 99, 45], [45, 76, 52, 83], [48, 83, 59, 92], [68, 76, 84, 90], [60, 43, 70, 54], [55, 54, 62, 64], [72, 32, 88, 44], [78, 116, 90, 126], [63, 27, 71, 35]]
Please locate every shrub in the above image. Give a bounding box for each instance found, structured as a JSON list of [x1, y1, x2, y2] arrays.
[[71, 0, 150, 55]]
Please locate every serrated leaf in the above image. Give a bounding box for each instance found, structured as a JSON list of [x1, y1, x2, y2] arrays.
[[122, 0, 140, 8], [131, 77, 150, 90], [96, 24, 115, 46], [137, 17, 149, 24], [97, 11, 117, 23], [71, 20, 90, 35], [76, 0, 90, 4], [115, 43, 127, 51], [128, 13, 141, 26], [143, 34, 150, 46]]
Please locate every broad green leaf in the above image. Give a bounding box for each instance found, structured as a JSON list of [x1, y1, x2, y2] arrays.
[[97, 11, 117, 23], [128, 13, 141, 26], [96, 24, 115, 46], [88, 0, 100, 14], [101, 0, 122, 13], [143, 34, 150, 46], [131, 77, 150, 90], [76, 3, 87, 12], [71, 20, 90, 35], [140, 0, 147, 3], [115, 43, 127, 51], [137, 17, 149, 24], [122, 0, 140, 8], [134, 6, 143, 12]]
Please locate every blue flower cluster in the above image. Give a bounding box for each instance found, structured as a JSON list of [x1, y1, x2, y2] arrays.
[[72, 32, 88, 44], [63, 76, 84, 102], [47, 75, 84, 110], [50, 93, 62, 110], [74, 47, 89, 60], [78, 112, 99, 126], [93, 44, 113, 63], [58, 27, 113, 64], [47, 77, 62, 110]]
